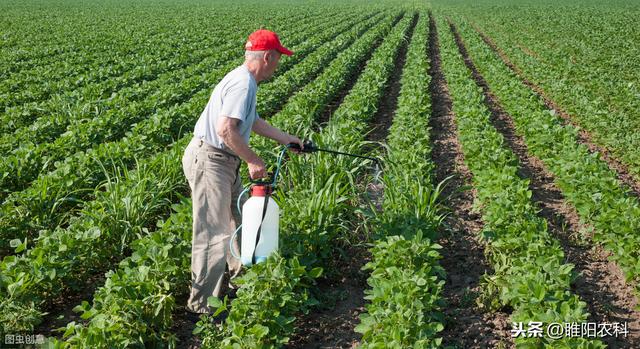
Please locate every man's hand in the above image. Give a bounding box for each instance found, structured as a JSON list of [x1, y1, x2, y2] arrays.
[[248, 158, 267, 180], [284, 134, 304, 153]]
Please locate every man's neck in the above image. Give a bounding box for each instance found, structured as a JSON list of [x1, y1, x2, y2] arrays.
[[243, 62, 263, 83]]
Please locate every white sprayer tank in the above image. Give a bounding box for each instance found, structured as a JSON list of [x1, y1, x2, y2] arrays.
[[240, 185, 279, 266]]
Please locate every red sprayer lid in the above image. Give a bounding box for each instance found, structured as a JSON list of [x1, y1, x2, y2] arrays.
[[251, 184, 273, 197]]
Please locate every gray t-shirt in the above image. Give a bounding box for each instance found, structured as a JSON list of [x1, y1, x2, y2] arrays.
[[193, 65, 259, 154]]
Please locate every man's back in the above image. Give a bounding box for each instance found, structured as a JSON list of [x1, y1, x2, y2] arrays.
[[194, 64, 259, 155]]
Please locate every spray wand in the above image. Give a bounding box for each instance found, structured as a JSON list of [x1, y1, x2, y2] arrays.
[[251, 140, 383, 189], [287, 141, 382, 167]]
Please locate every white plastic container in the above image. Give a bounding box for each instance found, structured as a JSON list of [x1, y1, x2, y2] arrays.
[[240, 185, 279, 266]]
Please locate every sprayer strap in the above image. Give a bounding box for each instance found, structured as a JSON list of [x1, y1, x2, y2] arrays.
[[252, 194, 270, 265]]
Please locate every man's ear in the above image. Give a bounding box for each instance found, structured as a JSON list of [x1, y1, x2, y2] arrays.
[[263, 51, 272, 64]]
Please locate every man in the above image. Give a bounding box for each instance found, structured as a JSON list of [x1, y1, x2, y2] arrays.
[[182, 29, 304, 315]]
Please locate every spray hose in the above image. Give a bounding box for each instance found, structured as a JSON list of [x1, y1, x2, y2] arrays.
[[229, 141, 382, 259]]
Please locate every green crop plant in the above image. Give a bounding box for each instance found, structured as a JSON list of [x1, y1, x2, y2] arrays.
[[436, 14, 603, 348], [355, 13, 447, 348], [453, 16, 640, 300]]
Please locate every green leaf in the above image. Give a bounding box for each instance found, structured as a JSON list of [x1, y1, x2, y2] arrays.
[[207, 296, 223, 309], [308, 267, 323, 278]]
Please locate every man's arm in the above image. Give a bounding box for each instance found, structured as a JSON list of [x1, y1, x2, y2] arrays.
[[252, 118, 303, 148], [217, 116, 266, 179]]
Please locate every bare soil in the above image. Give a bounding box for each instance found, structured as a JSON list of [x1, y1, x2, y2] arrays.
[[365, 12, 418, 212], [285, 246, 371, 349], [33, 273, 103, 339], [469, 22, 640, 199], [450, 20, 640, 348], [173, 293, 202, 349], [367, 13, 417, 143], [427, 13, 513, 349]]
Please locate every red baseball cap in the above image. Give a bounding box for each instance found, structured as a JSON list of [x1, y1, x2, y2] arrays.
[[245, 29, 293, 56]]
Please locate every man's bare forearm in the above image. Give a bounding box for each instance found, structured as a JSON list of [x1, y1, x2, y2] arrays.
[[252, 118, 291, 145], [218, 118, 261, 164]]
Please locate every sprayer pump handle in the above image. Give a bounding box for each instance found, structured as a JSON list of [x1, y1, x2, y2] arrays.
[[287, 141, 317, 153], [250, 171, 274, 184]]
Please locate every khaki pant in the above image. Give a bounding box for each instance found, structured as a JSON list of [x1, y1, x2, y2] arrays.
[[182, 137, 244, 314]]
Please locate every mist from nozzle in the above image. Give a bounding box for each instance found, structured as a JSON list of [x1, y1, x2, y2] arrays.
[[372, 162, 384, 188]]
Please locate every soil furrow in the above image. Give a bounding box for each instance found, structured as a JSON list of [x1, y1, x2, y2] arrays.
[[284, 245, 370, 349], [33, 274, 103, 338], [469, 22, 640, 199], [314, 13, 404, 130], [427, 13, 511, 349], [367, 13, 417, 143], [450, 20, 640, 348], [174, 293, 201, 349], [286, 13, 418, 348], [365, 12, 418, 211]]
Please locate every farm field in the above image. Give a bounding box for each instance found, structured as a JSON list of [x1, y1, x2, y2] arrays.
[[1, 0, 639, 348]]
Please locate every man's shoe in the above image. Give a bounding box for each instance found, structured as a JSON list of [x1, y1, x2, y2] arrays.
[[210, 311, 229, 324], [226, 288, 238, 300], [185, 311, 204, 324]]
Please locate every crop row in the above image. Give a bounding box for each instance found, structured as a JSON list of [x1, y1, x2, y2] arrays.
[[0, 7, 323, 110], [0, 5, 230, 74], [197, 12, 412, 348], [454, 18, 640, 299], [0, 10, 330, 135], [0, 4, 353, 75], [0, 12, 359, 201], [0, 8, 319, 86], [44, 10, 403, 347], [0, 11, 397, 334], [1, 38, 234, 143], [49, 199, 195, 347], [437, 15, 603, 348], [1, 16, 233, 115], [1, 9, 175, 77], [355, 13, 446, 348], [0, 11, 383, 255], [0, 10, 347, 149], [467, 7, 640, 180]]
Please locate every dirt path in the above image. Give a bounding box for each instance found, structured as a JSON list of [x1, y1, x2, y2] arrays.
[[469, 22, 640, 199], [365, 12, 418, 211], [173, 293, 202, 349], [366, 13, 417, 143], [285, 245, 370, 349], [450, 20, 640, 348], [427, 13, 512, 349]]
